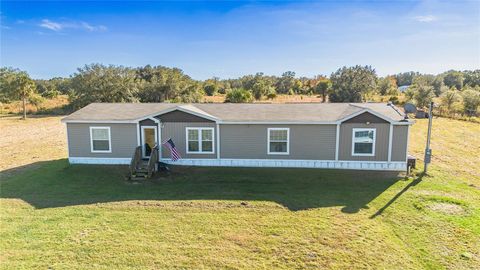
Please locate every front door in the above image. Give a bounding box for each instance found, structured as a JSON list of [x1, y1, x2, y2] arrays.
[[141, 126, 158, 158]]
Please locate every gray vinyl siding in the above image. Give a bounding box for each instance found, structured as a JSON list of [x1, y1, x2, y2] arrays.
[[392, 125, 408, 161], [339, 123, 390, 161], [156, 110, 214, 122], [67, 123, 138, 158], [344, 112, 389, 124], [219, 124, 336, 160], [160, 122, 217, 159]]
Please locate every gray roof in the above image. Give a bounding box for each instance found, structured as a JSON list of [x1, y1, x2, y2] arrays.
[[62, 102, 409, 123]]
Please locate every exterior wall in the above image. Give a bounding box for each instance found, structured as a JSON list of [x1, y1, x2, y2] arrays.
[[160, 122, 217, 159], [67, 123, 138, 158], [391, 125, 408, 161], [156, 110, 214, 123], [338, 123, 390, 161], [219, 124, 337, 160], [344, 112, 389, 124]]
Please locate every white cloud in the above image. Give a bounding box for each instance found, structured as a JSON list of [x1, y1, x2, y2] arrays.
[[40, 19, 63, 31], [414, 15, 437, 23], [39, 19, 107, 32], [80, 22, 107, 32]]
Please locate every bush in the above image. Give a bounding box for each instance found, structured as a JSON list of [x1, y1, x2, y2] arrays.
[[225, 88, 254, 103], [388, 96, 399, 105], [462, 89, 480, 116], [440, 90, 460, 114], [203, 84, 218, 96]]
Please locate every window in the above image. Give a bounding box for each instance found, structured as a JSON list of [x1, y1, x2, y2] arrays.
[[186, 127, 214, 154], [268, 128, 289, 155], [352, 128, 376, 156], [90, 127, 111, 153]]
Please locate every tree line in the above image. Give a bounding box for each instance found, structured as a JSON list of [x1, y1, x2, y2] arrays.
[[1, 64, 479, 118]]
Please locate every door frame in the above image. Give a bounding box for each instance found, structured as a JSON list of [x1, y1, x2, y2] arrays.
[[141, 126, 158, 159]]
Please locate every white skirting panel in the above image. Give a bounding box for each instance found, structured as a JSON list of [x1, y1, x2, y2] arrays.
[[69, 157, 131, 165], [68, 157, 406, 171], [160, 158, 407, 171]]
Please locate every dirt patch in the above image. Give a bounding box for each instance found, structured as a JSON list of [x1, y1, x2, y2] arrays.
[[0, 116, 67, 173], [427, 202, 465, 215]]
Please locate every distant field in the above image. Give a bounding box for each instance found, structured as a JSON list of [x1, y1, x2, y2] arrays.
[[0, 95, 69, 115], [0, 116, 479, 269], [203, 94, 325, 103]]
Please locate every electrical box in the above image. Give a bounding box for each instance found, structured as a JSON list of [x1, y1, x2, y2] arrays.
[[424, 149, 432, 164]]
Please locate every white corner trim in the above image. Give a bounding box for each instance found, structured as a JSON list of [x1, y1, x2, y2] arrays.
[[267, 127, 290, 155], [405, 124, 411, 162], [351, 128, 376, 157], [185, 127, 215, 154], [335, 124, 340, 161], [388, 124, 393, 162], [216, 123, 220, 159], [89, 126, 112, 153], [161, 158, 407, 171], [158, 121, 162, 159], [136, 122, 141, 146], [69, 157, 131, 165]]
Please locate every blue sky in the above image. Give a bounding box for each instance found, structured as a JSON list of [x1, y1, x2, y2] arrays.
[[1, 0, 479, 79]]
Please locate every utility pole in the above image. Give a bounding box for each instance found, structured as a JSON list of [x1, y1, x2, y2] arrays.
[[424, 102, 434, 174]]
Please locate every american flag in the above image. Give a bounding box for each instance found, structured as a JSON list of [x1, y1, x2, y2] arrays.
[[163, 138, 181, 161]]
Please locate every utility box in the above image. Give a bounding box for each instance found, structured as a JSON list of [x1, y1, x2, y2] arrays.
[[424, 149, 432, 164]]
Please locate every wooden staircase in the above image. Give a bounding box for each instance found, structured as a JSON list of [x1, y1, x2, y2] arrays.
[[129, 145, 159, 180]]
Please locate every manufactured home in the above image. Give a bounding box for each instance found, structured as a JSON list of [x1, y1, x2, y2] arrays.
[[62, 102, 413, 171]]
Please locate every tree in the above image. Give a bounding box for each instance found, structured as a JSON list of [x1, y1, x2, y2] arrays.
[[252, 80, 275, 100], [461, 88, 480, 116], [135, 65, 199, 103], [35, 79, 61, 98], [329, 65, 377, 102], [314, 77, 331, 102], [432, 76, 445, 96], [377, 76, 397, 95], [0, 67, 16, 103], [440, 90, 460, 113], [0, 68, 36, 119], [410, 80, 435, 108], [276, 71, 296, 94], [463, 70, 480, 87], [225, 88, 254, 103], [69, 64, 140, 109], [443, 70, 464, 90], [394, 71, 420, 86]]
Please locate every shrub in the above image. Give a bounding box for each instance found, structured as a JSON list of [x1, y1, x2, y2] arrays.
[[462, 88, 480, 116], [225, 88, 254, 103]]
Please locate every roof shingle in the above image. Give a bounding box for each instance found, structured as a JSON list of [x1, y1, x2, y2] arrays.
[[62, 102, 408, 123]]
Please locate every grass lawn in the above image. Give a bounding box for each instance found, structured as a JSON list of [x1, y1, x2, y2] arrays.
[[0, 116, 479, 269]]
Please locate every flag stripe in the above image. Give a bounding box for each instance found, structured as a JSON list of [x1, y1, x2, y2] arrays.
[[162, 138, 181, 161]]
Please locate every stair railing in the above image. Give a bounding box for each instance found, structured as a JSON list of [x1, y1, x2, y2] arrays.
[[147, 145, 159, 178], [130, 146, 142, 177]]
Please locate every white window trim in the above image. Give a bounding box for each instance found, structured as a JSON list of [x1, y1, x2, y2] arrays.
[[185, 127, 215, 154], [89, 126, 112, 153], [351, 128, 376, 157], [141, 126, 158, 159], [267, 128, 290, 155]]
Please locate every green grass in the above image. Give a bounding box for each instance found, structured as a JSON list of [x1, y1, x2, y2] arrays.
[[1, 117, 479, 269]]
